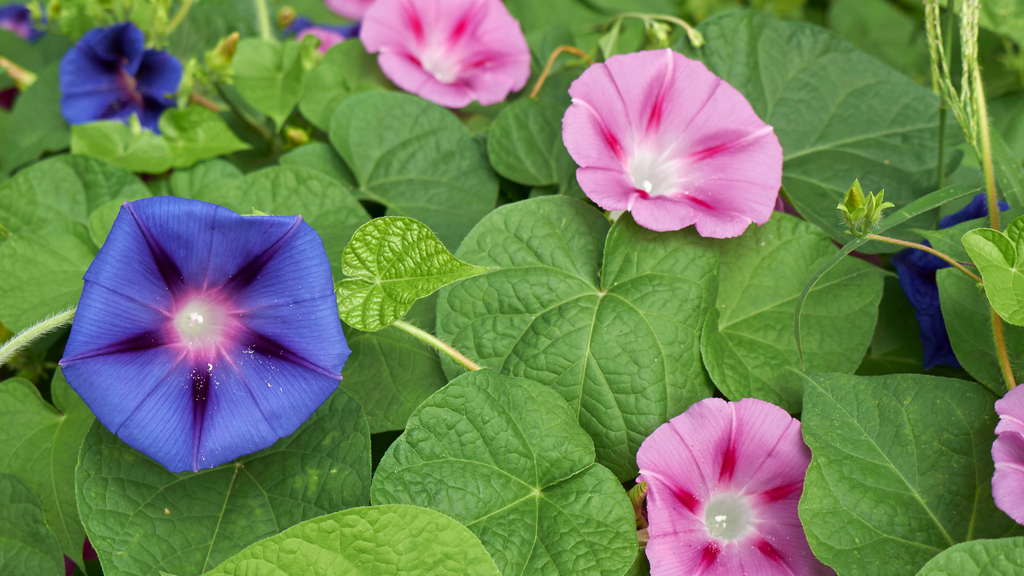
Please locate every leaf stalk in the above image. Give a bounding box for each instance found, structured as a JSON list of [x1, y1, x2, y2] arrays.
[[0, 307, 76, 368], [392, 320, 481, 372]]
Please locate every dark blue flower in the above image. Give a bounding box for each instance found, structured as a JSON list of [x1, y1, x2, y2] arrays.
[[60, 197, 350, 473], [891, 193, 1009, 370], [0, 3, 43, 41], [59, 22, 182, 133]]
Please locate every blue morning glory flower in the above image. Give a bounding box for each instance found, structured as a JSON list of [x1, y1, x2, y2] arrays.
[[0, 3, 43, 41], [59, 22, 182, 133], [60, 197, 350, 473], [891, 193, 1008, 370]]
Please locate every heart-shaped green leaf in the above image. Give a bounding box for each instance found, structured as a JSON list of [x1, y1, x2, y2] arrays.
[[963, 221, 1024, 326], [486, 97, 578, 193], [76, 389, 371, 576], [0, 473, 64, 576], [329, 92, 498, 250], [337, 217, 487, 332], [233, 38, 309, 130], [0, 372, 94, 568], [371, 369, 637, 576], [298, 40, 389, 132], [701, 213, 884, 412], [437, 196, 718, 480], [799, 372, 1018, 575], [915, 537, 1024, 576], [205, 505, 502, 576]]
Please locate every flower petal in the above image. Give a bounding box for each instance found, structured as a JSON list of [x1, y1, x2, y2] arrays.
[[996, 384, 1024, 435], [376, 51, 475, 108], [992, 430, 1024, 525], [324, 0, 375, 20]]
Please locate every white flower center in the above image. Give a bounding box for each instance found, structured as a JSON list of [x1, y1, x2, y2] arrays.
[[627, 147, 681, 197], [420, 48, 461, 84], [174, 300, 225, 350], [704, 492, 753, 541]]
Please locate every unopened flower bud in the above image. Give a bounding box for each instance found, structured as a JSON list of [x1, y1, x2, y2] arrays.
[[277, 6, 297, 28], [0, 57, 37, 91], [205, 32, 239, 78], [837, 179, 894, 238], [284, 126, 310, 147]]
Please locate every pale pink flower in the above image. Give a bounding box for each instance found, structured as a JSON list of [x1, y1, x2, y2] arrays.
[[359, 0, 530, 108], [325, 0, 374, 21], [562, 49, 783, 238], [637, 397, 833, 575], [993, 385, 1024, 525]]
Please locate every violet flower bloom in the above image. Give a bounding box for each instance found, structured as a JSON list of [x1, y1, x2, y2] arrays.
[[890, 193, 1008, 370], [359, 0, 530, 108], [994, 384, 1024, 525], [562, 49, 783, 238], [59, 22, 183, 133], [286, 16, 360, 54], [0, 3, 42, 41], [325, 0, 374, 20], [60, 197, 349, 474], [637, 397, 833, 575]]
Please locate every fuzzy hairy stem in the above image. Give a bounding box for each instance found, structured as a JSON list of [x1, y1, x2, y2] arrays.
[[866, 234, 982, 284], [392, 320, 481, 372], [0, 307, 76, 368]]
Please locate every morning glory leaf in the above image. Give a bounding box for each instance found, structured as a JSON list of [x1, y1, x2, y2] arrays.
[[0, 154, 149, 236], [701, 212, 884, 412], [196, 165, 370, 277], [341, 324, 448, 433], [687, 10, 959, 251], [937, 268, 1024, 393], [298, 39, 389, 132], [158, 158, 243, 199], [798, 372, 1018, 575], [0, 372, 95, 569], [279, 142, 356, 188], [76, 389, 371, 576], [486, 97, 577, 192], [436, 196, 718, 480], [336, 217, 487, 332], [1, 63, 67, 174], [204, 505, 501, 576], [915, 538, 1024, 576], [0, 222, 97, 332], [233, 38, 310, 131], [963, 218, 1024, 326], [329, 92, 498, 250], [371, 369, 637, 576], [0, 473, 64, 576], [166, 0, 259, 60]]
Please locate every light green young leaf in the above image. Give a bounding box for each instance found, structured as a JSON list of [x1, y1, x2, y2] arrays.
[[205, 505, 501, 576], [0, 473, 64, 576], [701, 213, 884, 412], [915, 537, 1024, 576], [76, 389, 371, 576], [160, 107, 252, 165], [372, 370, 637, 576], [234, 38, 309, 130], [195, 165, 370, 276], [329, 92, 498, 250], [689, 10, 959, 251], [799, 372, 1017, 575], [437, 196, 718, 480], [298, 39, 389, 132], [337, 217, 487, 332], [0, 222, 97, 332], [963, 221, 1024, 326], [0, 372, 95, 569]]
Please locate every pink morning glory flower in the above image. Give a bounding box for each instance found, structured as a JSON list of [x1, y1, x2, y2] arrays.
[[637, 397, 834, 575], [359, 0, 531, 108], [325, 0, 374, 21], [993, 385, 1024, 525], [60, 197, 349, 474], [562, 49, 783, 238]]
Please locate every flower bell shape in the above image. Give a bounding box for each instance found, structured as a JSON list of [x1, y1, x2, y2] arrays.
[[890, 193, 1009, 370], [59, 22, 183, 133], [325, 0, 374, 20], [562, 49, 783, 238], [60, 197, 350, 474], [359, 0, 530, 108], [993, 384, 1024, 525], [0, 3, 43, 41], [637, 397, 833, 575]]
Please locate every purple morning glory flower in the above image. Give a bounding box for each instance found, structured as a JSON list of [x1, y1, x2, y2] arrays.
[[59, 22, 182, 133], [60, 197, 350, 473], [891, 193, 1009, 370], [0, 3, 43, 41]]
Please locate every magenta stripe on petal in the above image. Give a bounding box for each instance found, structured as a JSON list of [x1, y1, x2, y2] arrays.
[[61, 197, 349, 473], [562, 49, 783, 238], [993, 385, 1024, 525]]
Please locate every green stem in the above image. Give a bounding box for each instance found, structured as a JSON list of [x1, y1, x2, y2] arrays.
[[976, 74, 999, 231], [254, 0, 273, 42], [215, 83, 272, 141], [164, 0, 193, 36], [392, 320, 481, 372], [616, 12, 704, 47], [866, 234, 983, 283], [0, 307, 76, 368], [991, 308, 1017, 389], [937, 104, 947, 189]]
